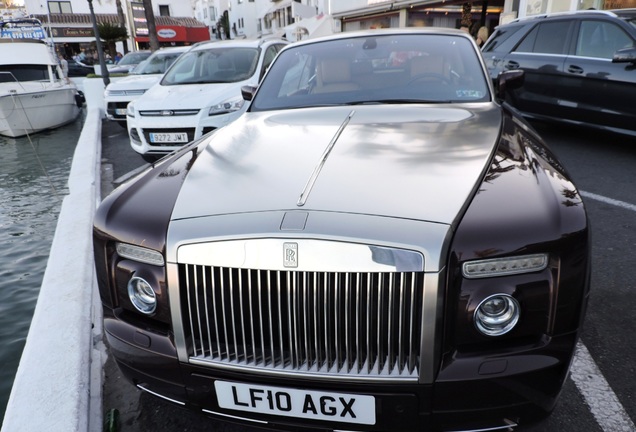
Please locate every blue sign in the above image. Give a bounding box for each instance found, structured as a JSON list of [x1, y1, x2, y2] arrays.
[[0, 26, 47, 40]]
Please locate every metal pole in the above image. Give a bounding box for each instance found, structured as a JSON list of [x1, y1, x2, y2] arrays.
[[87, 0, 110, 86]]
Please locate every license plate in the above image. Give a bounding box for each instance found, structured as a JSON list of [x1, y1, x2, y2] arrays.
[[149, 132, 188, 143], [115, 108, 127, 115], [215, 381, 376, 425]]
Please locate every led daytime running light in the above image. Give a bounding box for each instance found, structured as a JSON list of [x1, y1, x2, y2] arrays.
[[116, 243, 164, 266], [462, 253, 548, 279]]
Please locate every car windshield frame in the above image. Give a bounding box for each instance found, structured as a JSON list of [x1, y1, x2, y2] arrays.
[[160, 46, 260, 86], [250, 33, 492, 112]]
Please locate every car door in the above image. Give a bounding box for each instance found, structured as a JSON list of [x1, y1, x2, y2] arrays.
[[560, 18, 636, 132], [496, 20, 574, 118]]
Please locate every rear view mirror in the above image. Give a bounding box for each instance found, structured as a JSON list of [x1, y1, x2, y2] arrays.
[[497, 69, 524, 99], [241, 85, 257, 101], [612, 47, 636, 64]]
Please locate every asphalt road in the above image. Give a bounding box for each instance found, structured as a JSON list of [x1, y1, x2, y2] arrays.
[[99, 118, 636, 432]]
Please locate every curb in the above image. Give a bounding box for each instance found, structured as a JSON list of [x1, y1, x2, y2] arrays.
[[1, 106, 104, 432]]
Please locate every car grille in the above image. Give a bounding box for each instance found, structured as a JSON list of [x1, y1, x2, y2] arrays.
[[139, 109, 200, 116], [180, 264, 423, 379], [107, 89, 145, 97], [141, 128, 196, 146]]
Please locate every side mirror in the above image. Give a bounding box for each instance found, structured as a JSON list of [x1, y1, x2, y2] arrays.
[[497, 69, 524, 99], [612, 47, 636, 64], [241, 85, 257, 101]]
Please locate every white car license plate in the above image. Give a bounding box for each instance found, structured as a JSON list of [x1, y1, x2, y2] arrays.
[[149, 132, 188, 143], [115, 108, 127, 115], [215, 381, 376, 425]]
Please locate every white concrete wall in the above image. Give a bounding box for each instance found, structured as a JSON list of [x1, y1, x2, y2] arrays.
[[1, 106, 104, 432]]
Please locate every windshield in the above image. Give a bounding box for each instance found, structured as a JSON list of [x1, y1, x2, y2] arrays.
[[161, 47, 259, 85], [132, 51, 184, 75], [251, 33, 491, 111], [0, 65, 48, 82], [117, 52, 150, 66]]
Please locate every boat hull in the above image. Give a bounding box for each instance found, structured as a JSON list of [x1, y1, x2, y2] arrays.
[[0, 86, 80, 138]]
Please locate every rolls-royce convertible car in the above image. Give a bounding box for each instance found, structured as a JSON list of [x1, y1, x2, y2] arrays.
[[93, 28, 591, 432]]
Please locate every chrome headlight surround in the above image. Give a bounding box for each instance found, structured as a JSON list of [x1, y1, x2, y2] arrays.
[[127, 276, 157, 315], [474, 294, 520, 336]]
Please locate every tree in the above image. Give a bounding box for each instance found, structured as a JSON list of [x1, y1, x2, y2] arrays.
[[114, 0, 129, 53], [461, 2, 473, 31], [97, 22, 128, 59], [216, 10, 230, 40], [142, 0, 160, 51]]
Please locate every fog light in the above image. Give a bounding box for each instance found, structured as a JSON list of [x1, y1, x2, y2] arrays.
[[474, 294, 519, 336], [128, 277, 156, 314]]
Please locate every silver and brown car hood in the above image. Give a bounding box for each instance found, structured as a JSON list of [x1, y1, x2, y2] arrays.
[[171, 104, 502, 225]]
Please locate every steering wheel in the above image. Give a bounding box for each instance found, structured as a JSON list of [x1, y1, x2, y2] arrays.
[[408, 73, 451, 85]]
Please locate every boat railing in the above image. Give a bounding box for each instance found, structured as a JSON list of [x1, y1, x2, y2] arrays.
[[0, 72, 27, 91]]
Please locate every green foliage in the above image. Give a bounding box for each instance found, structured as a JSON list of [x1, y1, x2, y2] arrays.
[[97, 23, 128, 58], [103, 408, 119, 432], [217, 10, 230, 40], [86, 73, 129, 78], [97, 22, 128, 41]]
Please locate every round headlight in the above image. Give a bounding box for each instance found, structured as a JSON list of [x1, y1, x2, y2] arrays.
[[128, 277, 156, 314], [474, 294, 520, 336]]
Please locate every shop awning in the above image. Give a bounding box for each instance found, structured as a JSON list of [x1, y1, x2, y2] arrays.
[[134, 16, 209, 44], [134, 25, 209, 43]]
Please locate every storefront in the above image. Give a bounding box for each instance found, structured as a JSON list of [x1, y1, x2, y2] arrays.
[[332, 0, 636, 31], [32, 12, 208, 62], [133, 19, 210, 49], [332, 0, 501, 35]]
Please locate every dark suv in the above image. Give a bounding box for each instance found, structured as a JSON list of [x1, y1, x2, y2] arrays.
[[483, 9, 636, 136]]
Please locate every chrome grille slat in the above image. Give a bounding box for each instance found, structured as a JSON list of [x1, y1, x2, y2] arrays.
[[180, 265, 423, 378], [210, 267, 222, 358]]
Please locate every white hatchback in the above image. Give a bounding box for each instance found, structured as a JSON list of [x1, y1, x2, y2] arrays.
[[126, 38, 288, 161], [104, 46, 190, 127]]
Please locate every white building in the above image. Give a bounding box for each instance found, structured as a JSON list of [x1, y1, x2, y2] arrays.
[[17, 0, 208, 58], [191, 0, 334, 40], [199, 0, 635, 46]]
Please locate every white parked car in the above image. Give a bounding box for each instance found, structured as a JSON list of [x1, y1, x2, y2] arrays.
[[126, 38, 288, 161], [104, 46, 190, 127]]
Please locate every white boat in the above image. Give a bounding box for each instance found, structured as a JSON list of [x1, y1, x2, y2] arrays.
[[0, 19, 82, 138]]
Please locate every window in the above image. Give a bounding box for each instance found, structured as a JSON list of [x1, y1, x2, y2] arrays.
[[260, 45, 279, 80], [575, 20, 634, 59], [159, 5, 170, 16], [516, 21, 572, 54], [482, 25, 528, 53], [48, 1, 71, 14], [253, 34, 490, 112]]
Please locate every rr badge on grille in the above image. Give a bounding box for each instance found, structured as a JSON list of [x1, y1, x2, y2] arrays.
[[283, 242, 298, 268]]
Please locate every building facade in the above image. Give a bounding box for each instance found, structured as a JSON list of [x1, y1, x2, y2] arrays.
[[192, 0, 333, 41], [193, 0, 636, 45], [15, 0, 208, 60]]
